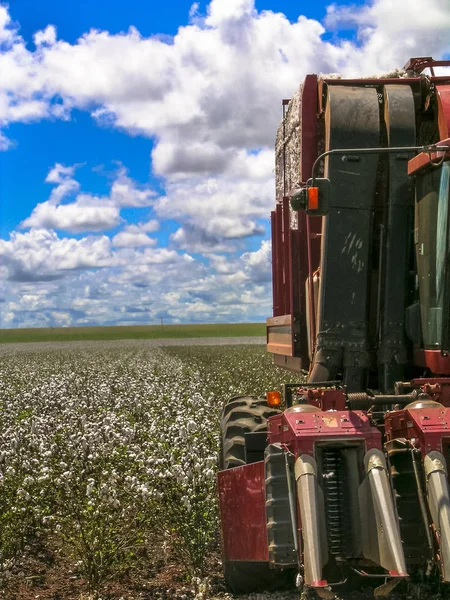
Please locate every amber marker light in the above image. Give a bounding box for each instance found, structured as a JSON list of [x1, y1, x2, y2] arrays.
[[267, 391, 281, 407], [307, 187, 319, 211]]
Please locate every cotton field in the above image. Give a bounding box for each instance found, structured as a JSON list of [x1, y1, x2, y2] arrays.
[[0, 341, 292, 599]]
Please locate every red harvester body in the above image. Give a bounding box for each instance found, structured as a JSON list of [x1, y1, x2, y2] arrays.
[[218, 57, 450, 598]]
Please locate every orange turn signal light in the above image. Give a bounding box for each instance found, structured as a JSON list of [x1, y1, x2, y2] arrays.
[[307, 187, 319, 211], [267, 391, 282, 407]]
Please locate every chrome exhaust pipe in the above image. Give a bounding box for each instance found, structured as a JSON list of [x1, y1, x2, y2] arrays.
[[424, 451, 450, 581], [294, 454, 328, 589], [363, 449, 408, 577]]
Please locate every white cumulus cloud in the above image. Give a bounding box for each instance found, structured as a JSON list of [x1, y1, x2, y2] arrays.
[[2, 0, 449, 153], [20, 164, 156, 233], [1, 0, 450, 326], [0, 229, 113, 282], [33, 25, 57, 47]]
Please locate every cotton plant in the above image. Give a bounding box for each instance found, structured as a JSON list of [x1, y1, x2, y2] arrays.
[[0, 343, 292, 596]]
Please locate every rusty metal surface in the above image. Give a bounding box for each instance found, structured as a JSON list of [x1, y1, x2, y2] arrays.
[[266, 315, 294, 357], [408, 137, 450, 174], [404, 56, 450, 73], [273, 353, 302, 372], [290, 387, 347, 411], [373, 577, 403, 597]]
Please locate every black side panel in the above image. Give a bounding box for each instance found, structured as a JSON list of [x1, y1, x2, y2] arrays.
[[224, 561, 294, 594], [264, 444, 297, 567], [312, 86, 380, 392], [386, 440, 432, 564], [245, 431, 267, 464], [378, 85, 416, 392]]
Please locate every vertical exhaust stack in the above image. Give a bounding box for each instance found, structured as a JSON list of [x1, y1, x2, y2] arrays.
[[424, 451, 450, 581], [359, 449, 408, 578], [294, 455, 328, 589]]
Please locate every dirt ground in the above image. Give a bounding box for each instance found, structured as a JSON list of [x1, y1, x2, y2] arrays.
[[1, 543, 227, 600], [3, 545, 450, 600]]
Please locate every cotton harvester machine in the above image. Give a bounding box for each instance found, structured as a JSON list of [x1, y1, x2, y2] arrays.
[[217, 57, 450, 598]]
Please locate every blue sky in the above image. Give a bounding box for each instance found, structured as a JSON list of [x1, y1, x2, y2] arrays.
[[1, 0, 449, 328], [10, 0, 364, 42]]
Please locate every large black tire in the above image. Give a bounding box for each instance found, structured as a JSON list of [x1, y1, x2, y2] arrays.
[[220, 395, 281, 470], [219, 396, 292, 594]]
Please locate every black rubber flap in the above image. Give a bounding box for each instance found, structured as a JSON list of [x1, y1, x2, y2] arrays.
[[316, 86, 380, 381], [378, 85, 416, 391]]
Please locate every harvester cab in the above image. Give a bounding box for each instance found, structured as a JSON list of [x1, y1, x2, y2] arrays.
[[218, 57, 450, 598]]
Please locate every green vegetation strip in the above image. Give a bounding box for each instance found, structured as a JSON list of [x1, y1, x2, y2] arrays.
[[0, 322, 265, 344]]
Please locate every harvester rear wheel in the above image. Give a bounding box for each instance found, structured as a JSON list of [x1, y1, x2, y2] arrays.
[[220, 395, 280, 470], [220, 396, 292, 594]]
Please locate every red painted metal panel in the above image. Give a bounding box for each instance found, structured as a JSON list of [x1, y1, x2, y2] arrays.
[[270, 211, 280, 316], [409, 378, 450, 406], [296, 211, 311, 367], [275, 203, 284, 316], [414, 350, 450, 375], [217, 462, 269, 562], [219, 408, 382, 567], [403, 57, 450, 73], [290, 229, 301, 319], [301, 74, 318, 182], [269, 74, 322, 367], [386, 406, 450, 459], [408, 142, 450, 174], [282, 196, 292, 316], [437, 85, 450, 140], [305, 216, 316, 355], [267, 410, 381, 457], [291, 228, 308, 365]]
